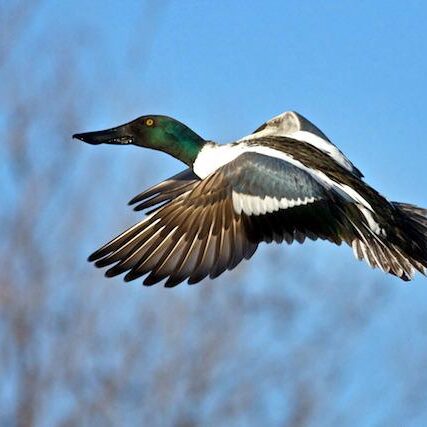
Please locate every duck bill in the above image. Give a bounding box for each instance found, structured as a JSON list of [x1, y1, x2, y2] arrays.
[[73, 124, 133, 145]]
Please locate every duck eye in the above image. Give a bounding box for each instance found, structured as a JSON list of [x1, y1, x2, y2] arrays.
[[145, 118, 154, 127]]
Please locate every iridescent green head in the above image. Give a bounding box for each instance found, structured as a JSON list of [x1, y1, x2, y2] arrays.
[[73, 115, 206, 166]]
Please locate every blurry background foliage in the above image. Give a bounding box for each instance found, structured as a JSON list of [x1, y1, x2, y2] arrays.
[[1, 1, 427, 426]]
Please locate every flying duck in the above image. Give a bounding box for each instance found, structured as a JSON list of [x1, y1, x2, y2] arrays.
[[73, 111, 427, 287]]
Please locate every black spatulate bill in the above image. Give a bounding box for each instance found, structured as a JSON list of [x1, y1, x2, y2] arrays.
[[73, 126, 133, 145]]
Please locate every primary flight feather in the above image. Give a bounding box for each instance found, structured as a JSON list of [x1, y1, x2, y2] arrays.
[[73, 111, 427, 286]]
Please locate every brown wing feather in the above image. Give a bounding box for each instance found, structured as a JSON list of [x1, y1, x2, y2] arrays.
[[89, 170, 259, 286]]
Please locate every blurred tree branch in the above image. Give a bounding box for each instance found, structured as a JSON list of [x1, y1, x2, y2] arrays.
[[0, 3, 404, 427]]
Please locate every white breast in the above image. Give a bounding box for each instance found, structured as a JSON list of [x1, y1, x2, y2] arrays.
[[193, 143, 246, 179]]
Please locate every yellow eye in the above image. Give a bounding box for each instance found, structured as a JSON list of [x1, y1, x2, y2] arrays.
[[145, 118, 154, 127]]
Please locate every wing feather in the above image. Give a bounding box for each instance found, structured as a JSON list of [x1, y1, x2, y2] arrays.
[[89, 151, 426, 285]]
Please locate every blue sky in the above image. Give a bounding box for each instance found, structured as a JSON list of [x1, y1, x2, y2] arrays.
[[5, 0, 427, 425], [61, 0, 427, 199], [79, 1, 427, 422]]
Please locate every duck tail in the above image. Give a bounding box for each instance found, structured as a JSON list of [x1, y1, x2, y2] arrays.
[[347, 201, 427, 281], [388, 202, 427, 279]]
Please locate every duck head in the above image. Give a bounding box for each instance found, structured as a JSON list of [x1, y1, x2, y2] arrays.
[[73, 115, 206, 166]]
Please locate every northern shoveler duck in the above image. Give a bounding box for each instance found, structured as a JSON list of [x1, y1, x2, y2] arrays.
[[73, 111, 427, 286]]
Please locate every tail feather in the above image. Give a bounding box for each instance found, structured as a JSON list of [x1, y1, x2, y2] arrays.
[[391, 202, 427, 268], [346, 202, 427, 281]]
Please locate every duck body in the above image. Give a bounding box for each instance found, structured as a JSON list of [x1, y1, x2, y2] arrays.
[[73, 111, 427, 286]]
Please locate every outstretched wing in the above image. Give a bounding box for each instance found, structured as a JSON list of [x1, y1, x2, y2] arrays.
[[88, 151, 363, 286], [89, 163, 258, 287], [88, 151, 423, 286]]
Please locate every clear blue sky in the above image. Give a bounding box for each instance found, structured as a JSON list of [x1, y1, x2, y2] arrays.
[[10, 1, 427, 425], [56, 0, 427, 199]]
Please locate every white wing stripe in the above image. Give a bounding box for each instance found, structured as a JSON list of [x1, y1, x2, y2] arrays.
[[232, 192, 316, 216], [358, 205, 385, 236], [286, 130, 354, 174]]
